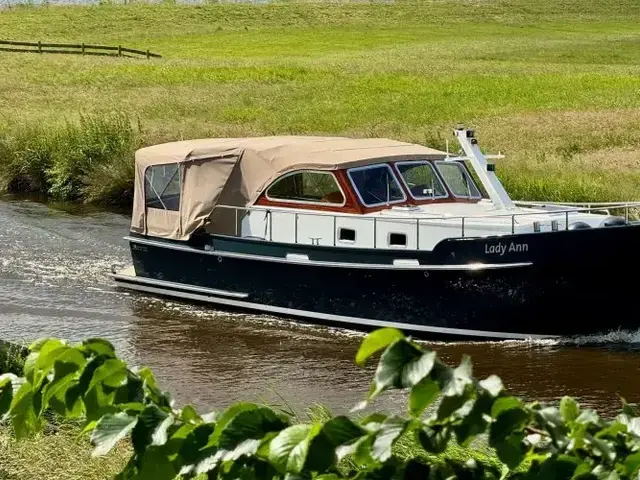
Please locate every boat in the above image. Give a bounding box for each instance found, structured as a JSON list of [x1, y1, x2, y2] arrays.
[[111, 127, 640, 340]]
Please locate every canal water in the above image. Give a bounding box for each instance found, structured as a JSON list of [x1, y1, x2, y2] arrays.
[[1, 196, 639, 419]]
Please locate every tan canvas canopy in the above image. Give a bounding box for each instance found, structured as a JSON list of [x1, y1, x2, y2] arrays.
[[130, 135, 448, 241]]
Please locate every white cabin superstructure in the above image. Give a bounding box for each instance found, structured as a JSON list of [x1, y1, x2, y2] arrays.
[[235, 128, 635, 250]]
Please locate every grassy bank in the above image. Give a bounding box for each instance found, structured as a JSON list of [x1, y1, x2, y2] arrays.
[[1, 0, 640, 204]]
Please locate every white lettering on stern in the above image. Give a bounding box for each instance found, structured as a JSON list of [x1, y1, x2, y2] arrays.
[[485, 242, 528, 256]]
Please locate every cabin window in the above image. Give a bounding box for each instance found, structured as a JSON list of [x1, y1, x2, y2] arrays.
[[266, 171, 345, 205], [435, 161, 482, 199], [144, 163, 181, 211], [389, 232, 407, 247], [347, 164, 406, 207], [395, 161, 447, 200], [338, 228, 356, 242]]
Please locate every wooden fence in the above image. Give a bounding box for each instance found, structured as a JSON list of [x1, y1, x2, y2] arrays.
[[0, 40, 161, 59]]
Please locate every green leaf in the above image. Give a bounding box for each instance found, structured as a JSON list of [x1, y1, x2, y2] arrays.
[[40, 359, 84, 414], [355, 328, 405, 366], [624, 451, 640, 476], [489, 407, 529, 444], [138, 366, 158, 390], [88, 359, 127, 392], [217, 406, 288, 451], [81, 338, 116, 358], [433, 355, 473, 397], [64, 383, 85, 418], [30, 339, 68, 388], [493, 431, 526, 469], [561, 396, 580, 422], [90, 412, 138, 456], [437, 393, 471, 421], [595, 421, 625, 441], [586, 433, 616, 463], [9, 381, 39, 439], [176, 423, 215, 472], [269, 423, 320, 474], [137, 445, 178, 480], [132, 405, 172, 454], [0, 373, 17, 418], [576, 409, 601, 427], [572, 461, 596, 480], [77, 355, 108, 397], [479, 375, 504, 397], [536, 454, 581, 480], [321, 416, 365, 447], [369, 339, 423, 399], [181, 404, 202, 423], [619, 396, 638, 417], [369, 417, 408, 462], [417, 425, 451, 454], [409, 378, 440, 417], [137, 366, 172, 408], [452, 393, 494, 446], [491, 396, 523, 418], [335, 435, 373, 465], [207, 402, 260, 447], [28, 337, 53, 352], [401, 351, 436, 388]]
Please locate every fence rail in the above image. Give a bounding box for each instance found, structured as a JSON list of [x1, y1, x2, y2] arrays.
[[0, 40, 161, 59]]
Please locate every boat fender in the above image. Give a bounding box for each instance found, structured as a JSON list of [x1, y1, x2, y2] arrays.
[[601, 216, 627, 227], [568, 221, 591, 230]]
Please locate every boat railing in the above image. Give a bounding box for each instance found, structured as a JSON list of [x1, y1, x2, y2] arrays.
[[211, 201, 640, 248]]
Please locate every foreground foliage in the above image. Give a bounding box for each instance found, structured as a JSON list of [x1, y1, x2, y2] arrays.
[[2, 329, 640, 479]]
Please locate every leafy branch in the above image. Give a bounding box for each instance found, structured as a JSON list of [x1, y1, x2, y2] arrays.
[[1, 328, 640, 479]]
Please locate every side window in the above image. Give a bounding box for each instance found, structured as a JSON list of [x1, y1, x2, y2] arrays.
[[144, 163, 181, 211], [396, 162, 447, 200], [347, 164, 406, 207], [266, 171, 345, 205], [436, 162, 481, 199]]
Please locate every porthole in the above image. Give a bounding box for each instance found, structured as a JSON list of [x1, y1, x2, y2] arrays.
[[338, 228, 356, 242], [389, 232, 407, 247]]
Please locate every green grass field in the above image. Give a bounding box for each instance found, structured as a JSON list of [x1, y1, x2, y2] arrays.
[[1, 0, 640, 204]]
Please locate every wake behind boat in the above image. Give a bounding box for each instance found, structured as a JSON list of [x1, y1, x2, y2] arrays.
[[111, 127, 640, 340]]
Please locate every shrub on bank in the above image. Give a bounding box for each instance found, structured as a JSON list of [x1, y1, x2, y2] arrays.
[[0, 112, 140, 205], [1, 328, 640, 479]]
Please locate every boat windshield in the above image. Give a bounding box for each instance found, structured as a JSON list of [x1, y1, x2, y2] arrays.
[[435, 161, 481, 198], [347, 164, 406, 207], [396, 161, 447, 200]]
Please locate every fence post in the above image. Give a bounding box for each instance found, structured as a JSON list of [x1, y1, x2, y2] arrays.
[[118, 45, 122, 57], [146, 49, 150, 60], [81, 43, 85, 55], [38, 41, 42, 53]]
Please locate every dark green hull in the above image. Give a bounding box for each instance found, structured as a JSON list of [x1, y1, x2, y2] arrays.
[[114, 223, 640, 340]]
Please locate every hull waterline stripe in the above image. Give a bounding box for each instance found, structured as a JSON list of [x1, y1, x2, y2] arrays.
[[112, 272, 249, 299], [123, 236, 533, 271], [111, 273, 556, 340]]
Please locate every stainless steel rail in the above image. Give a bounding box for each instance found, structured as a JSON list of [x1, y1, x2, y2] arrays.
[[214, 201, 640, 250]]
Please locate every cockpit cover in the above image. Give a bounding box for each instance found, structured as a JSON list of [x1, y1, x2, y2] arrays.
[[131, 136, 447, 240]]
